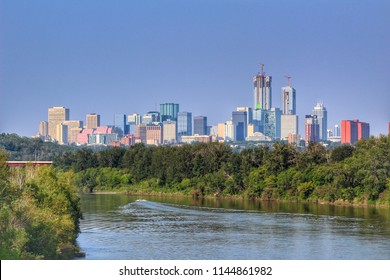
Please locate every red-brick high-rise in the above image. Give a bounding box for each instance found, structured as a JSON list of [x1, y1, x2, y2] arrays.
[[341, 119, 370, 144]]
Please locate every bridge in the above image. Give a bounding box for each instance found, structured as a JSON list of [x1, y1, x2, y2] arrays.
[[6, 161, 53, 167]]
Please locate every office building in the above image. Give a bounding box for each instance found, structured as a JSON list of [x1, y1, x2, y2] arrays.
[[56, 123, 68, 145], [178, 112, 192, 138], [86, 113, 100, 129], [311, 103, 327, 141], [38, 121, 48, 137], [146, 123, 162, 145], [193, 116, 207, 135], [160, 103, 179, 122], [48, 106, 69, 141], [263, 108, 281, 140], [232, 110, 248, 141], [281, 85, 296, 115], [237, 107, 253, 125], [181, 135, 211, 144], [341, 120, 370, 144], [128, 113, 142, 125], [281, 115, 298, 140], [163, 120, 177, 144], [253, 66, 272, 110], [114, 114, 128, 137], [63, 120, 83, 144], [134, 124, 147, 144], [217, 123, 226, 140], [142, 112, 159, 125], [225, 121, 235, 141], [334, 124, 340, 137], [305, 115, 320, 144]]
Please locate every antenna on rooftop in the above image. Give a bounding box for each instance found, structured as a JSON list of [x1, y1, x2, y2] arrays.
[[259, 63, 265, 75]]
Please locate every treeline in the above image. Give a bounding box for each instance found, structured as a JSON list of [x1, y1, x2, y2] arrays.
[[55, 135, 390, 204], [0, 149, 81, 259]]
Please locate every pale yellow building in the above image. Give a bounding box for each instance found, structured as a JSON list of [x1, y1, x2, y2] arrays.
[[63, 120, 83, 144], [48, 107, 69, 141], [86, 113, 100, 129], [56, 123, 68, 145]]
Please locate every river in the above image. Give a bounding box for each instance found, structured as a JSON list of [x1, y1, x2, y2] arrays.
[[77, 193, 390, 260]]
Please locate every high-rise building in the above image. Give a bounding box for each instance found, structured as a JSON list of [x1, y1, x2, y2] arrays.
[[142, 112, 159, 125], [334, 124, 341, 137], [305, 115, 320, 144], [48, 106, 69, 141], [56, 123, 68, 145], [134, 124, 147, 143], [281, 85, 296, 115], [160, 103, 179, 122], [63, 120, 83, 144], [263, 108, 281, 140], [128, 113, 142, 125], [193, 116, 207, 135], [178, 112, 192, 138], [253, 66, 272, 110], [311, 103, 327, 141], [38, 121, 48, 137], [236, 107, 253, 126], [225, 121, 235, 141], [114, 114, 128, 137], [232, 111, 248, 141], [217, 123, 226, 140], [86, 113, 100, 129], [281, 115, 298, 140], [341, 119, 370, 144], [163, 120, 177, 144], [146, 123, 162, 145]]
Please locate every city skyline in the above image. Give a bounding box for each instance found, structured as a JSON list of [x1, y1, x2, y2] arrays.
[[1, 0, 389, 136]]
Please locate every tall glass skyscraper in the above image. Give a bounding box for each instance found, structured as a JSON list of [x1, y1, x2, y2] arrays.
[[193, 116, 207, 135], [114, 114, 129, 137], [178, 112, 192, 137], [311, 103, 327, 141], [160, 103, 179, 122], [253, 70, 272, 110], [281, 86, 296, 115], [232, 111, 248, 141], [263, 108, 281, 140]]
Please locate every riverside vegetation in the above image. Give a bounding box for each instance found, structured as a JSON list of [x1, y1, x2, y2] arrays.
[[1, 134, 389, 258], [0, 148, 81, 259], [52, 135, 390, 206]]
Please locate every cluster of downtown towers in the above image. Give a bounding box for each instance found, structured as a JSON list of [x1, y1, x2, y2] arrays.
[[38, 67, 367, 146]]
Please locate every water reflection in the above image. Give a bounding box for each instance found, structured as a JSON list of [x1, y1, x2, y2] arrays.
[[77, 193, 390, 260]]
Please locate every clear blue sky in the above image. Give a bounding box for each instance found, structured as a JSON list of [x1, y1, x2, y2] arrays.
[[1, 0, 389, 137]]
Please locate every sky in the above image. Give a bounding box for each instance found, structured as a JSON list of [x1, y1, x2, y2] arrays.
[[0, 0, 389, 137]]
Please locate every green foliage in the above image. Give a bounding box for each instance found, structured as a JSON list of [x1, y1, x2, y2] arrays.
[[50, 135, 390, 206], [0, 149, 81, 259]]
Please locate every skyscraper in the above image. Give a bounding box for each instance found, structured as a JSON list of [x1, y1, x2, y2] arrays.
[[341, 120, 370, 144], [311, 103, 327, 141], [48, 106, 69, 141], [160, 103, 179, 122], [86, 113, 100, 129], [178, 112, 192, 138], [163, 120, 177, 144], [232, 110, 248, 141], [305, 115, 320, 144], [281, 85, 296, 115], [114, 114, 128, 137], [253, 66, 272, 110], [281, 115, 298, 140], [263, 108, 281, 140], [38, 121, 48, 137], [334, 124, 341, 137], [63, 120, 83, 144], [193, 116, 207, 135]]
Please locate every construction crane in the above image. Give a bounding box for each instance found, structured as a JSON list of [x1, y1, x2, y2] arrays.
[[259, 63, 265, 75]]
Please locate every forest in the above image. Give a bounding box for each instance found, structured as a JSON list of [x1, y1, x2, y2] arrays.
[[0, 148, 81, 259], [52, 135, 390, 205]]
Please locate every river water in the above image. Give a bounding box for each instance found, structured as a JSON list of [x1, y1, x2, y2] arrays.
[[77, 193, 390, 260]]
